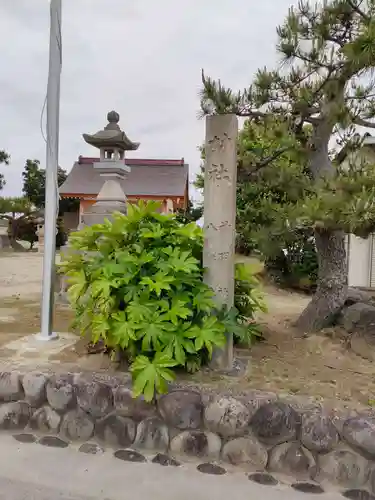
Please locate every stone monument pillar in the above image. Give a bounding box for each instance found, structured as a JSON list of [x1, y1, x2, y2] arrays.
[[203, 114, 238, 371]]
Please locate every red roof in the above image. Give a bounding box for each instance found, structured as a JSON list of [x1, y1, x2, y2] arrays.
[[78, 156, 185, 167]]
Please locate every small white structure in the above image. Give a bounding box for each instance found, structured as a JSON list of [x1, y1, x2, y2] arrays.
[[341, 135, 375, 288], [346, 234, 375, 288]]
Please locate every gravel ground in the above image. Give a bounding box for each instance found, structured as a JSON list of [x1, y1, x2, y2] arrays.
[[0, 253, 44, 299]]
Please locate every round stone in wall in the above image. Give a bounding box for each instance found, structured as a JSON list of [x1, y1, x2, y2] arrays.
[[368, 466, 375, 495], [0, 401, 31, 430], [221, 435, 268, 468], [113, 386, 156, 421], [29, 406, 61, 433], [22, 373, 48, 407], [170, 430, 221, 460], [134, 417, 169, 452], [342, 417, 375, 459], [250, 401, 300, 445], [268, 442, 316, 478], [76, 379, 113, 419], [0, 372, 23, 402], [204, 396, 251, 438], [158, 390, 203, 430], [60, 409, 94, 441], [46, 374, 75, 411], [95, 414, 136, 448], [301, 412, 339, 453], [315, 447, 369, 489], [245, 390, 278, 417]]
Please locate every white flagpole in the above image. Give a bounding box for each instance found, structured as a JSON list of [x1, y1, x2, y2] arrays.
[[38, 0, 62, 340]]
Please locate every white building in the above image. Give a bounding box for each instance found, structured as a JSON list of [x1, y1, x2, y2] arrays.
[[340, 135, 375, 288]]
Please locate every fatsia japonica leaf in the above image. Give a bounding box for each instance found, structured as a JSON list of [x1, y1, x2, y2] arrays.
[[192, 287, 216, 313], [126, 301, 155, 323], [140, 272, 175, 296], [162, 247, 199, 273], [110, 311, 137, 349], [185, 316, 226, 358], [137, 312, 175, 352], [165, 297, 192, 325], [130, 352, 177, 402]]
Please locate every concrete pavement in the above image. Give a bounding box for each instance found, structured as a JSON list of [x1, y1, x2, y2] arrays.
[[0, 434, 347, 500]]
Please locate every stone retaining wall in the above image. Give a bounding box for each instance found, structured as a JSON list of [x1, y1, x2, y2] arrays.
[[1, 370, 375, 492]]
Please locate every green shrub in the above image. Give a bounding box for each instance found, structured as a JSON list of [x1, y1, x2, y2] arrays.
[[265, 231, 318, 292], [234, 262, 267, 345], [60, 201, 265, 400]]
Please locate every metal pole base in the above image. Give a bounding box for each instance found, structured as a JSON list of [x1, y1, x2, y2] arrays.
[[34, 332, 59, 342]]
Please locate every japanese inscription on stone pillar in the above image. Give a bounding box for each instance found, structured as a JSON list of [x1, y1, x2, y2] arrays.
[[203, 114, 238, 371]]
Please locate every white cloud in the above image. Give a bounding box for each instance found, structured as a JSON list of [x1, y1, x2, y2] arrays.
[[0, 0, 297, 200]]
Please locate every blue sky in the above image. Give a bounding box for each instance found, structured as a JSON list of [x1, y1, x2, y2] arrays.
[[0, 0, 298, 200]]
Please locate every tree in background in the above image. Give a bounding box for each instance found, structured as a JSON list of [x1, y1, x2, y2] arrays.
[[0, 197, 36, 250], [196, 116, 319, 290], [175, 200, 203, 224], [22, 159, 78, 248], [22, 159, 78, 214], [21, 160, 45, 208], [200, 0, 375, 332], [0, 150, 10, 191]]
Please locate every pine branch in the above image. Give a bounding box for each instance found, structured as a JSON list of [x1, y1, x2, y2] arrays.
[[346, 0, 370, 22], [240, 146, 293, 178], [353, 117, 375, 128]]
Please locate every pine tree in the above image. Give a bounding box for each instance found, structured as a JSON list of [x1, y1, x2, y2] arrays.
[[22, 159, 78, 214], [0, 151, 10, 191], [200, 0, 375, 332]]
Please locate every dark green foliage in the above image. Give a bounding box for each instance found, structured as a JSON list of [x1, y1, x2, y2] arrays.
[[0, 150, 10, 191], [234, 263, 267, 344], [22, 159, 79, 214], [56, 218, 67, 249], [265, 231, 318, 292], [175, 200, 203, 225], [60, 201, 265, 400], [15, 219, 38, 250]]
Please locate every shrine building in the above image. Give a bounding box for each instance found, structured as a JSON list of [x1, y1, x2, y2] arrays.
[[59, 111, 189, 232]]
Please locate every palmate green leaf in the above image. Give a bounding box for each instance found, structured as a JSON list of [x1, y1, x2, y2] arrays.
[[165, 297, 192, 325], [123, 284, 144, 303], [185, 316, 226, 358], [130, 352, 177, 402], [126, 300, 156, 322], [162, 321, 196, 366], [185, 355, 202, 374], [66, 269, 86, 286], [67, 282, 87, 304], [91, 279, 111, 299], [91, 314, 110, 344], [140, 272, 175, 296], [110, 311, 137, 349], [173, 222, 203, 240], [162, 247, 199, 273], [137, 312, 175, 351], [139, 224, 165, 240], [218, 306, 254, 345], [164, 334, 195, 366], [192, 287, 216, 313]]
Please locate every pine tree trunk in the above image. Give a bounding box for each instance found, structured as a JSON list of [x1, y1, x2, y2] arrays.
[[7, 220, 25, 252], [295, 228, 347, 332]]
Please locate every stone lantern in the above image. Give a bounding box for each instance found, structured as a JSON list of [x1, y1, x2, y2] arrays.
[[80, 110, 140, 226], [58, 111, 140, 301]]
